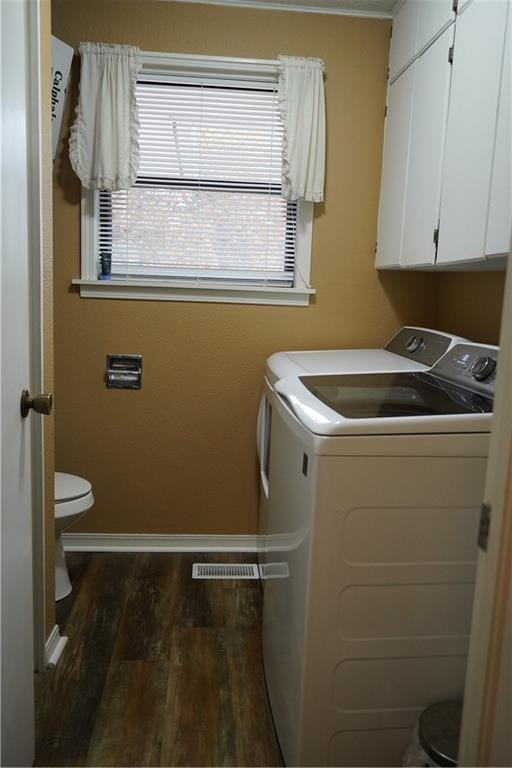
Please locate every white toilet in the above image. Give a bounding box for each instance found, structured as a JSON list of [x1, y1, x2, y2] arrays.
[[54, 472, 94, 601]]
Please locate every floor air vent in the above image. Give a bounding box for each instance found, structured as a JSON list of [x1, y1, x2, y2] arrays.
[[192, 563, 259, 580]]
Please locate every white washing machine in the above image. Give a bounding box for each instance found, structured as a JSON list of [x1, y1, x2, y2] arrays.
[[262, 341, 498, 767], [257, 327, 467, 568]]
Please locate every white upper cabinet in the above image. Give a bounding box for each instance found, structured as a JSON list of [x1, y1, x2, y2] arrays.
[[389, 0, 455, 81], [437, 0, 509, 265], [416, 0, 455, 55], [401, 25, 454, 267], [375, 64, 415, 269], [486, 5, 511, 257], [389, 1, 419, 80], [456, 0, 473, 15], [377, 0, 510, 271]]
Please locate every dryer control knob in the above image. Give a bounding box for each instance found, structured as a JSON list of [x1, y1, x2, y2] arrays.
[[471, 356, 496, 381], [405, 335, 425, 354]]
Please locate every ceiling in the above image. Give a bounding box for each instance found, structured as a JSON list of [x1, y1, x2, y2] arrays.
[[165, 0, 399, 18]]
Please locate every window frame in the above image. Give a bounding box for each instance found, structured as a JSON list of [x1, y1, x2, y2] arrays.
[[75, 51, 315, 306]]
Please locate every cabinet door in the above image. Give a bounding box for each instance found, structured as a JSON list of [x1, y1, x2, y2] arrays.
[[456, 0, 473, 15], [389, 1, 419, 81], [416, 0, 454, 54], [402, 26, 454, 267], [437, 0, 509, 265], [389, 0, 454, 82], [376, 64, 415, 269], [486, 2, 511, 258]]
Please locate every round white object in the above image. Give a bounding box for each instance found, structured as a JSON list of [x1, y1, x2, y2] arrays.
[[55, 472, 92, 503]]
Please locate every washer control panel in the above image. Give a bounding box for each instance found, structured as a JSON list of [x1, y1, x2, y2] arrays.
[[470, 356, 497, 381], [385, 327, 453, 366], [404, 334, 425, 354], [431, 343, 499, 398]]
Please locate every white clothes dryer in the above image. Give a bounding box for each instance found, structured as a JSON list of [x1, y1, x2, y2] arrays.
[[262, 341, 498, 767], [257, 327, 468, 571]]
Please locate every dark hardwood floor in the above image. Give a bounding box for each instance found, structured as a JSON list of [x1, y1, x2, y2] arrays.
[[35, 553, 283, 767]]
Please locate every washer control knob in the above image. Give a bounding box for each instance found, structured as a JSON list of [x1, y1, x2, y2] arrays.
[[471, 356, 497, 381], [405, 335, 425, 354]]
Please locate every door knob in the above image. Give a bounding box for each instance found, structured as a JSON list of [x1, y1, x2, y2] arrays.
[[20, 390, 53, 418]]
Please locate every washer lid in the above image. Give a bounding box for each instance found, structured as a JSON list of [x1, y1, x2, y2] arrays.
[[55, 472, 92, 503], [274, 374, 494, 436], [264, 328, 469, 389], [265, 348, 426, 388], [300, 372, 492, 420]]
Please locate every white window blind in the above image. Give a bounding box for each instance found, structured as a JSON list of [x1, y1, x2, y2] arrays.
[[97, 77, 298, 285]]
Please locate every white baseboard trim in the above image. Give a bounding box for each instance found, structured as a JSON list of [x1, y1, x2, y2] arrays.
[[45, 624, 68, 667], [62, 532, 263, 553]]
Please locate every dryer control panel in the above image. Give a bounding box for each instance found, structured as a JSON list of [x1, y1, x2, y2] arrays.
[[431, 343, 499, 399], [384, 327, 455, 366]]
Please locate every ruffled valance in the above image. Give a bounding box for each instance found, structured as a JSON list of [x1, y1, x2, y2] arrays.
[[69, 42, 141, 191], [278, 55, 326, 203]]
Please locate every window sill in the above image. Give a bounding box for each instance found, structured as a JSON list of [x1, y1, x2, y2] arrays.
[[72, 279, 315, 306]]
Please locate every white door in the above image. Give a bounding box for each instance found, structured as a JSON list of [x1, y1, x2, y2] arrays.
[[437, 0, 509, 265], [401, 24, 454, 267], [1, 1, 46, 764]]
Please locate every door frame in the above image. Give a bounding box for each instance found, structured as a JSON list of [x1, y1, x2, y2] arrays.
[[1, 0, 47, 761], [27, 0, 49, 676], [1, 0, 47, 673], [459, 252, 512, 766]]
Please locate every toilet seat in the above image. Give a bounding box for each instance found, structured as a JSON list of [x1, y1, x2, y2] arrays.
[[55, 472, 94, 519], [55, 472, 91, 503], [54, 472, 94, 601]]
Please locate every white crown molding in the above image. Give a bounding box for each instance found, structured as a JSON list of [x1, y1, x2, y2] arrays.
[[45, 625, 68, 668], [63, 532, 264, 553], [157, 0, 393, 18], [390, 0, 405, 16]]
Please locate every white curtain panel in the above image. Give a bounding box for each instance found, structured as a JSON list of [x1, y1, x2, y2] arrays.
[[278, 55, 326, 203], [69, 42, 141, 191]]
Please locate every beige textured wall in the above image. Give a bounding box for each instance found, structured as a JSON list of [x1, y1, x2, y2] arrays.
[[52, 0, 442, 535], [41, 0, 55, 635], [436, 273, 506, 345]]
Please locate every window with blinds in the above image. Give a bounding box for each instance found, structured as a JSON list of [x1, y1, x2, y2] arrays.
[[96, 77, 298, 285]]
